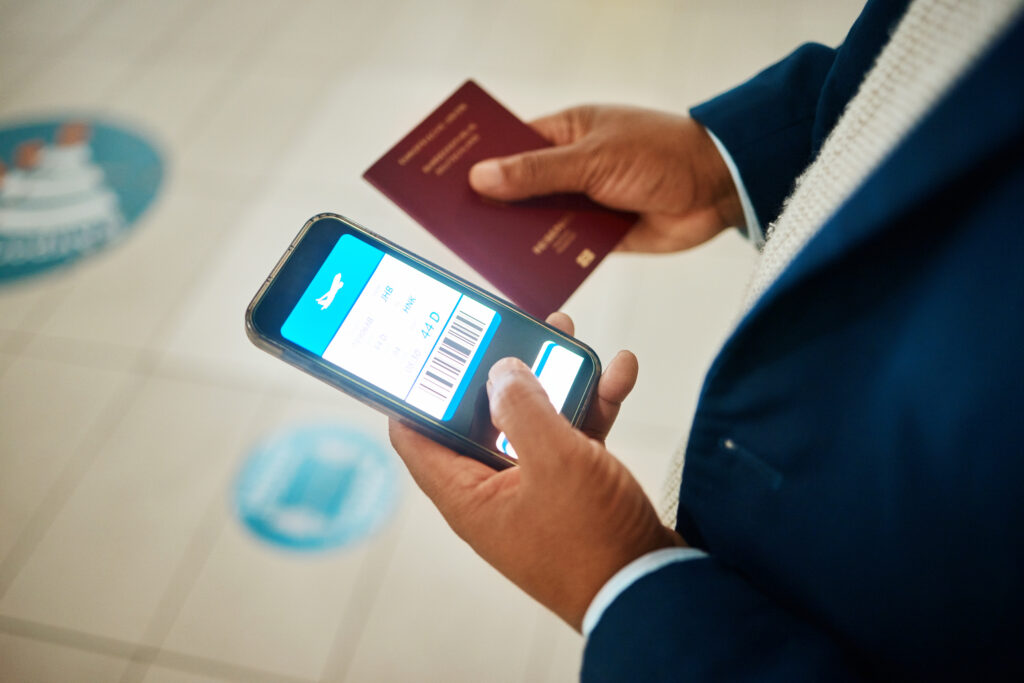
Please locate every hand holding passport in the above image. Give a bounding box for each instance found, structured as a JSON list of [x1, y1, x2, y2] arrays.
[[364, 80, 635, 318]]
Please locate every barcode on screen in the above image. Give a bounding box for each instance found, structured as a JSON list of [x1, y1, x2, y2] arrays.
[[405, 296, 497, 419]]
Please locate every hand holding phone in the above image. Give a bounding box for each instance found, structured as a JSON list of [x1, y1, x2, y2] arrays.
[[246, 213, 601, 469], [389, 327, 685, 631]]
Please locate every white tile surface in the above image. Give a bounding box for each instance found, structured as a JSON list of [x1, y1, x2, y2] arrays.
[[65, 0, 204, 65], [161, 393, 400, 680], [0, 375, 264, 642], [161, 520, 373, 681], [0, 28, 49, 96], [178, 68, 327, 180], [0, 270, 74, 334], [1, 0, 109, 36], [0, 355, 129, 562], [0, 55, 137, 119], [0, 631, 129, 683], [342, 493, 542, 683], [536, 614, 587, 683], [34, 191, 245, 349], [152, 192, 327, 387], [140, 667, 235, 683], [107, 53, 234, 151], [141, 666, 231, 683]]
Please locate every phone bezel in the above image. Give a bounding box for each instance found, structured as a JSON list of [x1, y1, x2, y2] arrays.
[[245, 213, 601, 469]]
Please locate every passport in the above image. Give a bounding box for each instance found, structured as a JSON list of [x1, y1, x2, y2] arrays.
[[363, 80, 635, 318]]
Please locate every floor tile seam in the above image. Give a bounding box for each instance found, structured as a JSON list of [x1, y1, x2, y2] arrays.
[[116, 499, 230, 683], [5, 0, 209, 109], [174, 0, 310, 151], [9, 332, 149, 373], [0, 613, 315, 683], [0, 179, 270, 381], [0, 333, 248, 393], [0, 158, 268, 365], [1, 327, 280, 396], [0, 0, 126, 102], [4, 1, 347, 367], [0, 372, 146, 599], [115, 388, 300, 683], [3, 280, 75, 355], [0, 331, 30, 381], [136, 228, 257, 362], [80, 0, 215, 121], [0, 612, 142, 661], [521, 607, 564, 683], [136, 23, 335, 374], [118, 0, 212, 71], [1, 0, 282, 352], [135, 230, 288, 391], [317, 501, 412, 683], [173, 46, 334, 177], [0, 0, 35, 30], [152, 647, 316, 683], [255, 0, 418, 76], [149, 354, 277, 396], [135, 84, 344, 379]]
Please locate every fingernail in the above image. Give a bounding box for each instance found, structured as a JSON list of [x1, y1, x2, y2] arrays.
[[488, 357, 517, 381], [469, 160, 503, 191], [485, 379, 494, 400], [488, 359, 508, 381]]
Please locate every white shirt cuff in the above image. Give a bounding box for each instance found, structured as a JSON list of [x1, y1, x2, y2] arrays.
[[706, 129, 764, 248], [582, 546, 708, 638]]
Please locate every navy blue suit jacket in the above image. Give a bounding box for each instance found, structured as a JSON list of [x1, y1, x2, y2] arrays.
[[583, 2, 1024, 680]]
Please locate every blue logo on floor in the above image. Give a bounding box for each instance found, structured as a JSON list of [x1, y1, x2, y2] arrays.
[[0, 117, 163, 282], [234, 425, 400, 551]]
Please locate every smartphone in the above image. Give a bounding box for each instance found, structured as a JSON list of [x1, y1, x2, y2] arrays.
[[246, 213, 601, 470]]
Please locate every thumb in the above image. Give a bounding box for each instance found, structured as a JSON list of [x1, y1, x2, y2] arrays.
[[487, 357, 589, 472], [469, 144, 590, 201]]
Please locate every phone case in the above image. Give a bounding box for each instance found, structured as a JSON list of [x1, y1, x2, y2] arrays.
[[245, 213, 601, 469]]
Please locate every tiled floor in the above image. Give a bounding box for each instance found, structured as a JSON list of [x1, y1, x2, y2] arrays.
[[0, 0, 863, 680]]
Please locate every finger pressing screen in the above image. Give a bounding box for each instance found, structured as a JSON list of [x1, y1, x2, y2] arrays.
[[486, 357, 583, 472]]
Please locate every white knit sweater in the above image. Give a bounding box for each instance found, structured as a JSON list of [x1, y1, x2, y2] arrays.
[[661, 0, 1022, 526]]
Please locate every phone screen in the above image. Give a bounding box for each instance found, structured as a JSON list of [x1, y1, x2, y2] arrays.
[[274, 228, 591, 458]]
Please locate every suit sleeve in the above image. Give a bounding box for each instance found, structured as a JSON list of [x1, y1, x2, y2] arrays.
[[690, 43, 837, 230], [689, 0, 912, 230], [581, 556, 865, 682]]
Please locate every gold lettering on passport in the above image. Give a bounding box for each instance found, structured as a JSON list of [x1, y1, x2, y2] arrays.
[[436, 132, 480, 176], [422, 122, 479, 176], [398, 102, 469, 166], [444, 102, 468, 125], [533, 213, 575, 255], [552, 227, 577, 254]]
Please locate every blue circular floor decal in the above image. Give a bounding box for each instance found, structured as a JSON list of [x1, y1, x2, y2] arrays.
[[235, 425, 400, 551], [0, 116, 163, 282]]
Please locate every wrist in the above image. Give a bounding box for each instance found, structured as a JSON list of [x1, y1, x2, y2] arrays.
[[582, 545, 707, 637], [689, 119, 745, 231], [559, 525, 686, 632]]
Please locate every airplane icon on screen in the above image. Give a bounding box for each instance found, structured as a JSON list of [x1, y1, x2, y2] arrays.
[[316, 273, 344, 310]]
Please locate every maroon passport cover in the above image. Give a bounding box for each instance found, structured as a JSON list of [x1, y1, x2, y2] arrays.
[[363, 80, 634, 318]]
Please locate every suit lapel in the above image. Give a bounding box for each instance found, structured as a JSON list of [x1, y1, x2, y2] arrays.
[[727, 11, 1024, 349]]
